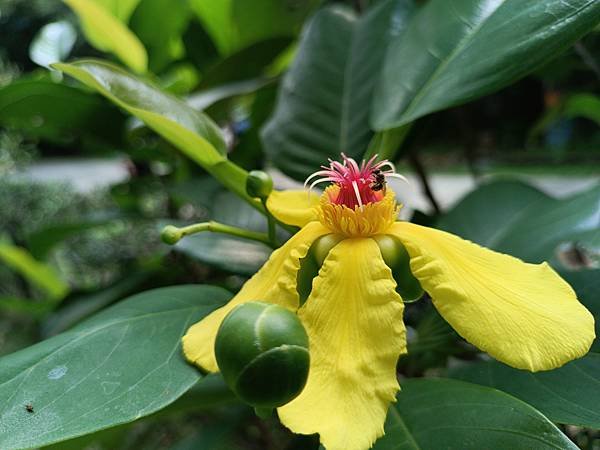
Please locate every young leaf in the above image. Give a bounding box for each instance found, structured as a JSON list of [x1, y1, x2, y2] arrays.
[[372, 0, 600, 129], [0, 285, 230, 449], [63, 0, 147, 73]]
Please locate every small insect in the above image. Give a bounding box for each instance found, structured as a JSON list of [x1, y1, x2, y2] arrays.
[[25, 403, 34, 414], [370, 169, 387, 193]]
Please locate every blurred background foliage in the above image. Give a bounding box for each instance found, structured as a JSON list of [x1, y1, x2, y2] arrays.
[[0, 0, 599, 449]]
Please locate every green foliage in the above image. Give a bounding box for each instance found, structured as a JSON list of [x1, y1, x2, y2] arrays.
[[372, 0, 600, 129], [374, 379, 579, 450], [262, 0, 415, 179], [0, 285, 230, 449], [1, 0, 599, 448]]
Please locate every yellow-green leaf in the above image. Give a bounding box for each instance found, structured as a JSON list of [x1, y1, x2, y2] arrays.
[[63, 0, 147, 73], [0, 242, 68, 301]]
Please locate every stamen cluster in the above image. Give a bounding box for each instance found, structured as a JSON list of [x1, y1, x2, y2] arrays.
[[305, 154, 404, 209]]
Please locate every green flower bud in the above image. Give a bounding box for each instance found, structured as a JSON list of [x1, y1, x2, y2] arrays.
[[161, 225, 182, 245], [246, 170, 274, 199], [296, 234, 343, 304], [374, 235, 423, 301], [215, 302, 310, 409]]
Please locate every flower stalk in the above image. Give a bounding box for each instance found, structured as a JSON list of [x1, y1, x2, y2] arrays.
[[161, 221, 275, 248]]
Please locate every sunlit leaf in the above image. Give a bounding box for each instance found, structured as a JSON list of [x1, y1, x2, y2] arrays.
[[64, 0, 148, 73], [29, 21, 77, 68], [54, 60, 257, 206]]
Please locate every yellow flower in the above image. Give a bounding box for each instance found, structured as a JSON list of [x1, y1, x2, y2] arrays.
[[182, 155, 595, 450]]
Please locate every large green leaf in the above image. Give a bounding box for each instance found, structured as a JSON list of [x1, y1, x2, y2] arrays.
[[450, 269, 600, 428], [372, 0, 600, 129], [373, 378, 577, 450], [0, 285, 230, 449], [54, 60, 258, 207], [0, 77, 125, 145], [64, 0, 148, 73], [261, 0, 415, 180], [437, 180, 600, 263]]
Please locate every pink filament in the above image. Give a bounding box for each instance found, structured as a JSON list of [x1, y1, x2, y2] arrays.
[[305, 153, 396, 209]]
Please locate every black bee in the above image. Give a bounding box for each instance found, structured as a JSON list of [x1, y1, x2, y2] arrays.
[[370, 169, 387, 193], [25, 404, 34, 414]]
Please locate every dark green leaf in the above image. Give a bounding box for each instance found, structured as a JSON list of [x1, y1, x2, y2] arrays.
[[373, 378, 577, 450], [0, 285, 230, 449], [372, 0, 600, 129], [262, 0, 415, 180], [198, 37, 292, 90], [448, 270, 600, 428], [437, 180, 600, 263], [0, 77, 125, 145]]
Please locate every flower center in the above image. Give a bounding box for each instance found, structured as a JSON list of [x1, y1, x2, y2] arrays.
[[305, 154, 405, 237]]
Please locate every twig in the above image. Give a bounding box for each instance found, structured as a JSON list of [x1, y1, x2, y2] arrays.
[[574, 41, 600, 84], [407, 149, 441, 215]]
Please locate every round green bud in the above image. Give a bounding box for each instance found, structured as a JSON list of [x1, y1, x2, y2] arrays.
[[246, 170, 274, 199], [161, 225, 182, 245], [374, 235, 424, 301], [296, 234, 343, 305], [215, 302, 310, 409]]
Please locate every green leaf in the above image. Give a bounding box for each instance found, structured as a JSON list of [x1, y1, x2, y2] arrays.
[[231, 0, 319, 46], [41, 272, 151, 337], [373, 378, 577, 450], [93, 0, 142, 22], [437, 180, 600, 264], [64, 0, 148, 73], [197, 37, 292, 90], [0, 242, 69, 301], [262, 0, 415, 180], [53, 60, 258, 207], [129, 0, 192, 73], [189, 0, 237, 55], [372, 0, 600, 129], [29, 21, 77, 68], [563, 92, 600, 125], [451, 355, 600, 430], [0, 77, 125, 145], [0, 285, 230, 449]]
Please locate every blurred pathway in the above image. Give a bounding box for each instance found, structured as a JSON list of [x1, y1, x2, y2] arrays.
[[17, 159, 599, 214]]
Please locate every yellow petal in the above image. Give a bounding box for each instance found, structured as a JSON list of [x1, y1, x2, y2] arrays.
[[389, 222, 595, 371], [266, 190, 319, 227], [182, 222, 329, 372], [278, 238, 406, 450]]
